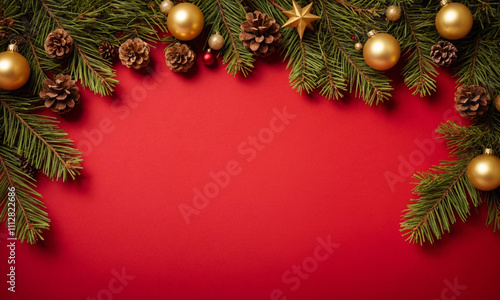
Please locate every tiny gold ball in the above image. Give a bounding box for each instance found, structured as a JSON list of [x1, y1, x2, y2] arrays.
[[494, 95, 500, 112], [160, 0, 174, 15], [386, 5, 401, 21], [354, 42, 363, 51], [208, 32, 225, 51]]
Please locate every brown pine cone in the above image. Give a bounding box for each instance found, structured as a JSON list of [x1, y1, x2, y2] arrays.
[[0, 9, 14, 27], [19, 157, 36, 178], [165, 43, 196, 73], [99, 41, 117, 61], [430, 41, 457, 67], [44, 29, 73, 59], [0, 9, 14, 40], [239, 11, 281, 57], [119, 38, 150, 70], [454, 85, 490, 119], [40, 74, 80, 114]]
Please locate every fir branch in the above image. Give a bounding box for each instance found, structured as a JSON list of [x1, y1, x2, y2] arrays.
[[486, 190, 500, 231], [268, 0, 285, 11], [333, 0, 379, 14], [313, 7, 346, 99], [395, 2, 438, 97], [316, 34, 345, 99], [466, 33, 480, 86], [216, 0, 245, 75], [26, 34, 46, 86], [40, 0, 117, 96], [317, 0, 391, 105], [257, 0, 319, 94], [194, 0, 254, 76], [1, 98, 82, 181], [0, 145, 49, 244], [401, 159, 477, 244]]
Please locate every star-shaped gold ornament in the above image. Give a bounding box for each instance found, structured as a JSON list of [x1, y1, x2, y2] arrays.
[[282, 0, 321, 40]]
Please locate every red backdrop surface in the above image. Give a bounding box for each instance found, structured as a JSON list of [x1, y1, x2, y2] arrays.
[[1, 43, 500, 300]]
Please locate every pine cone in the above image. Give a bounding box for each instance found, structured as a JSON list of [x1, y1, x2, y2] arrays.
[[99, 41, 117, 61], [40, 74, 80, 114], [239, 11, 281, 57], [0, 9, 14, 40], [454, 85, 490, 119], [0, 9, 14, 27], [430, 41, 457, 67], [19, 157, 36, 178], [10, 35, 26, 46], [119, 38, 150, 70], [44, 29, 74, 60], [165, 43, 196, 73]]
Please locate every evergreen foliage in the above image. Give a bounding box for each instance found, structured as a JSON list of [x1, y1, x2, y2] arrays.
[[0, 0, 166, 243], [1, 0, 500, 244]]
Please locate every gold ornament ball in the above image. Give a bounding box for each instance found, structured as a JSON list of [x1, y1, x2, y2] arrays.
[[0, 44, 31, 91], [435, 2, 473, 40], [167, 3, 204, 41], [494, 95, 500, 112], [208, 32, 225, 51], [466, 149, 500, 191], [160, 0, 175, 15], [386, 5, 401, 21], [363, 31, 401, 71], [354, 42, 363, 51]]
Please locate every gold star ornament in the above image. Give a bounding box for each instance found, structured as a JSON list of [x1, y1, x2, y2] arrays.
[[282, 0, 321, 40]]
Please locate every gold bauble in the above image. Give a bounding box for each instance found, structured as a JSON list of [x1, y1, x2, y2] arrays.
[[466, 148, 500, 191], [494, 95, 500, 112], [386, 5, 401, 21], [0, 44, 31, 91], [208, 32, 224, 51], [166, 3, 204, 41], [354, 42, 363, 51], [363, 30, 401, 71], [435, 1, 473, 40], [160, 0, 175, 15]]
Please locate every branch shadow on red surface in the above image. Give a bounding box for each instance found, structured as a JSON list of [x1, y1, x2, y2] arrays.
[[416, 203, 494, 255]]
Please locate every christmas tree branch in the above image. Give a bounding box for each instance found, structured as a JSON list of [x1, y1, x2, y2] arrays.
[[317, 0, 391, 105], [194, 0, 254, 76], [486, 190, 500, 231], [0, 152, 36, 238], [334, 0, 379, 14], [26, 35, 48, 90], [466, 33, 480, 86], [316, 33, 345, 99], [401, 160, 476, 244], [0, 145, 49, 244], [1, 98, 82, 181], [395, 2, 438, 97], [216, 0, 246, 75], [40, 0, 116, 95]]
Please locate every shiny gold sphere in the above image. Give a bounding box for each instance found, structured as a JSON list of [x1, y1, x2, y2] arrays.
[[208, 32, 224, 51], [354, 42, 363, 51], [0, 46, 31, 90], [386, 5, 401, 21], [494, 94, 500, 112], [363, 32, 401, 71], [167, 3, 204, 41], [160, 0, 175, 15], [466, 150, 500, 191], [435, 3, 473, 40]]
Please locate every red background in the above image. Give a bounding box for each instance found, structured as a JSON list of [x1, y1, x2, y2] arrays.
[[1, 42, 500, 300]]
